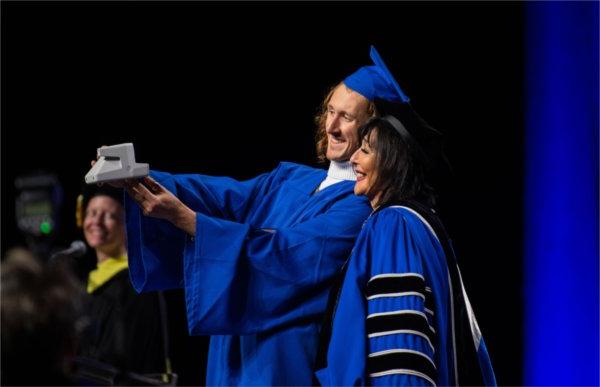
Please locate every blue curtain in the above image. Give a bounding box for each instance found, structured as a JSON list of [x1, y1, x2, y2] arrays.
[[524, 2, 599, 385]]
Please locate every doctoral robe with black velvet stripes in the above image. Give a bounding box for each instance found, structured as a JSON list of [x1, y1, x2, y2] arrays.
[[124, 162, 372, 385], [315, 206, 496, 386]]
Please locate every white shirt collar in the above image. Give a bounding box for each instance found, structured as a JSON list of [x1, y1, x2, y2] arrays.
[[327, 160, 356, 181], [316, 160, 356, 192]]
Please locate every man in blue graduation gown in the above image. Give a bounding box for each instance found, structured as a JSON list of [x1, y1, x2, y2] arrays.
[[118, 48, 405, 385]]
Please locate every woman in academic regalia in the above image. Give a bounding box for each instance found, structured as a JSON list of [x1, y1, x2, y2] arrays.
[[76, 185, 167, 377], [314, 99, 497, 386]]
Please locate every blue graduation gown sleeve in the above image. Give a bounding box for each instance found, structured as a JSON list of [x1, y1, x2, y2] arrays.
[[182, 192, 371, 335], [125, 161, 374, 385], [126, 168, 272, 292], [317, 207, 451, 386]]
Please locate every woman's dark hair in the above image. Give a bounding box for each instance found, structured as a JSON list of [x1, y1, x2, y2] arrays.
[[359, 115, 437, 208]]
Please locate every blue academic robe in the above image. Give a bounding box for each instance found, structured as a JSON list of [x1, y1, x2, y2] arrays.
[[315, 206, 496, 386], [124, 162, 372, 385]]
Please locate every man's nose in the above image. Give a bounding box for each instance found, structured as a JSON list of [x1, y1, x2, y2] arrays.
[[326, 115, 340, 134]]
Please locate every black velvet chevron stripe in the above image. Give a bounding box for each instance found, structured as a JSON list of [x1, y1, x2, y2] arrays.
[[366, 274, 425, 298], [424, 288, 435, 312], [367, 350, 437, 382], [367, 311, 435, 342]]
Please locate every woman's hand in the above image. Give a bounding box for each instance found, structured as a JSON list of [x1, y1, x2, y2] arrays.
[[126, 176, 197, 236]]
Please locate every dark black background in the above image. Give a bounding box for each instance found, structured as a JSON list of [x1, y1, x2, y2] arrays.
[[2, 2, 523, 385]]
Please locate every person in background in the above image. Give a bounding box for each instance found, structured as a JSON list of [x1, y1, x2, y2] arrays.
[[1, 247, 85, 386], [75, 184, 170, 378]]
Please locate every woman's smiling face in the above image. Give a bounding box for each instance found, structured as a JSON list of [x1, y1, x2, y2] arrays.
[[350, 130, 380, 206], [83, 195, 125, 254]]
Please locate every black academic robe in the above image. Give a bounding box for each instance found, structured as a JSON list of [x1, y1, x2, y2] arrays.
[[78, 269, 165, 374]]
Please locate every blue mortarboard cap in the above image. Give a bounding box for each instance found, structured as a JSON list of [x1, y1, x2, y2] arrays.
[[343, 46, 410, 103]]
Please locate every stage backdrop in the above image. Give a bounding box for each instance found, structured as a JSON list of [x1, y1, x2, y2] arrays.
[[5, 2, 594, 385]]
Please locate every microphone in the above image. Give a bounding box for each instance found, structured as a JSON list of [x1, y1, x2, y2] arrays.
[[50, 240, 88, 261]]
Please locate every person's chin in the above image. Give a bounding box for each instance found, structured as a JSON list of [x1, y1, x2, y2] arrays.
[[327, 144, 347, 158], [87, 240, 104, 249], [327, 152, 350, 162]]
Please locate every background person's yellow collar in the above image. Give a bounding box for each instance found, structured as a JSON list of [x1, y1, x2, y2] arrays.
[[87, 255, 128, 293]]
